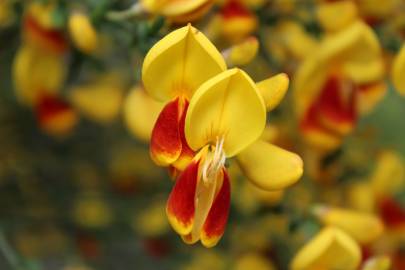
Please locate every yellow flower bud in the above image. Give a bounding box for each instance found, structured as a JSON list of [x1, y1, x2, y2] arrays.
[[69, 74, 124, 123], [316, 1, 358, 32], [68, 12, 98, 54], [313, 205, 384, 244], [234, 253, 276, 270], [226, 37, 259, 66], [291, 227, 361, 270], [370, 151, 405, 197]]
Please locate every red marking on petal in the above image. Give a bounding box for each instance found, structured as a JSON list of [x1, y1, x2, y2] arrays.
[[173, 101, 195, 170], [317, 77, 357, 129], [221, 0, 253, 19], [150, 98, 183, 166], [36, 94, 73, 124], [301, 76, 357, 137], [24, 15, 67, 54], [166, 160, 200, 235], [201, 168, 231, 247], [378, 197, 405, 228], [36, 94, 77, 135]]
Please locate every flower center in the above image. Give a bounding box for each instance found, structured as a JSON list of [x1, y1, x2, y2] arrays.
[[201, 137, 226, 184]]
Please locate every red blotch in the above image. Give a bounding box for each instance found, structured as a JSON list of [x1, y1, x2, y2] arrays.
[[221, 0, 252, 19], [317, 76, 357, 127], [36, 94, 72, 123], [202, 168, 231, 239], [166, 160, 200, 227], [175, 101, 195, 169], [151, 98, 183, 165], [378, 197, 405, 228], [24, 15, 67, 54], [300, 76, 357, 136]]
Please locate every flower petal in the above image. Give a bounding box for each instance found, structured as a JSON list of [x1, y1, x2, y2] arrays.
[[392, 43, 405, 96], [172, 101, 195, 171], [226, 36, 259, 66], [313, 205, 384, 244], [36, 94, 78, 136], [124, 87, 165, 142], [316, 77, 357, 135], [357, 81, 387, 115], [13, 45, 65, 106], [185, 68, 266, 157], [69, 74, 124, 124], [201, 168, 231, 248], [237, 140, 303, 190], [166, 159, 200, 235], [150, 98, 183, 166], [291, 227, 361, 270], [256, 73, 289, 111], [316, 1, 358, 32], [141, 0, 210, 17], [142, 24, 226, 102]]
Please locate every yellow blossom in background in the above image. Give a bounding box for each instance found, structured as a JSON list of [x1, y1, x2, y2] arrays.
[[0, 0, 15, 27], [312, 205, 384, 244], [294, 20, 385, 152], [291, 226, 361, 270], [391, 43, 405, 96], [68, 12, 98, 54], [72, 193, 113, 229], [133, 198, 169, 237], [223, 36, 259, 66], [69, 73, 125, 124], [13, 45, 66, 106], [370, 150, 405, 197], [141, 0, 213, 23], [234, 253, 276, 270], [316, 1, 358, 33]]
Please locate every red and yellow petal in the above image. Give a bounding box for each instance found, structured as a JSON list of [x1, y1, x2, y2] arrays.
[[172, 101, 195, 171], [300, 104, 342, 151], [220, 0, 258, 43], [150, 98, 183, 166], [23, 15, 67, 54], [316, 77, 357, 135], [201, 168, 231, 248], [36, 94, 78, 136], [166, 160, 200, 235]]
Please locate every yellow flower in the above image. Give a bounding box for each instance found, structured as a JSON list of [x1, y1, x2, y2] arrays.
[[312, 205, 384, 244], [316, 1, 358, 33], [234, 253, 276, 270], [68, 12, 98, 54], [391, 43, 405, 96], [0, 0, 15, 27], [218, 0, 258, 43], [167, 69, 301, 247], [140, 0, 213, 23], [72, 193, 113, 229], [370, 150, 405, 197], [223, 36, 259, 66], [13, 45, 66, 106], [142, 24, 227, 170], [294, 21, 385, 152], [23, 2, 68, 54], [291, 226, 361, 270], [69, 73, 124, 124], [142, 25, 303, 247]]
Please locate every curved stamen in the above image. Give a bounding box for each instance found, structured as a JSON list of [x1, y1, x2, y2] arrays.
[[202, 137, 226, 184]]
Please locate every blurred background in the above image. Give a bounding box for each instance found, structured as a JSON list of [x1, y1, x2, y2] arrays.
[[0, 0, 404, 269]]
